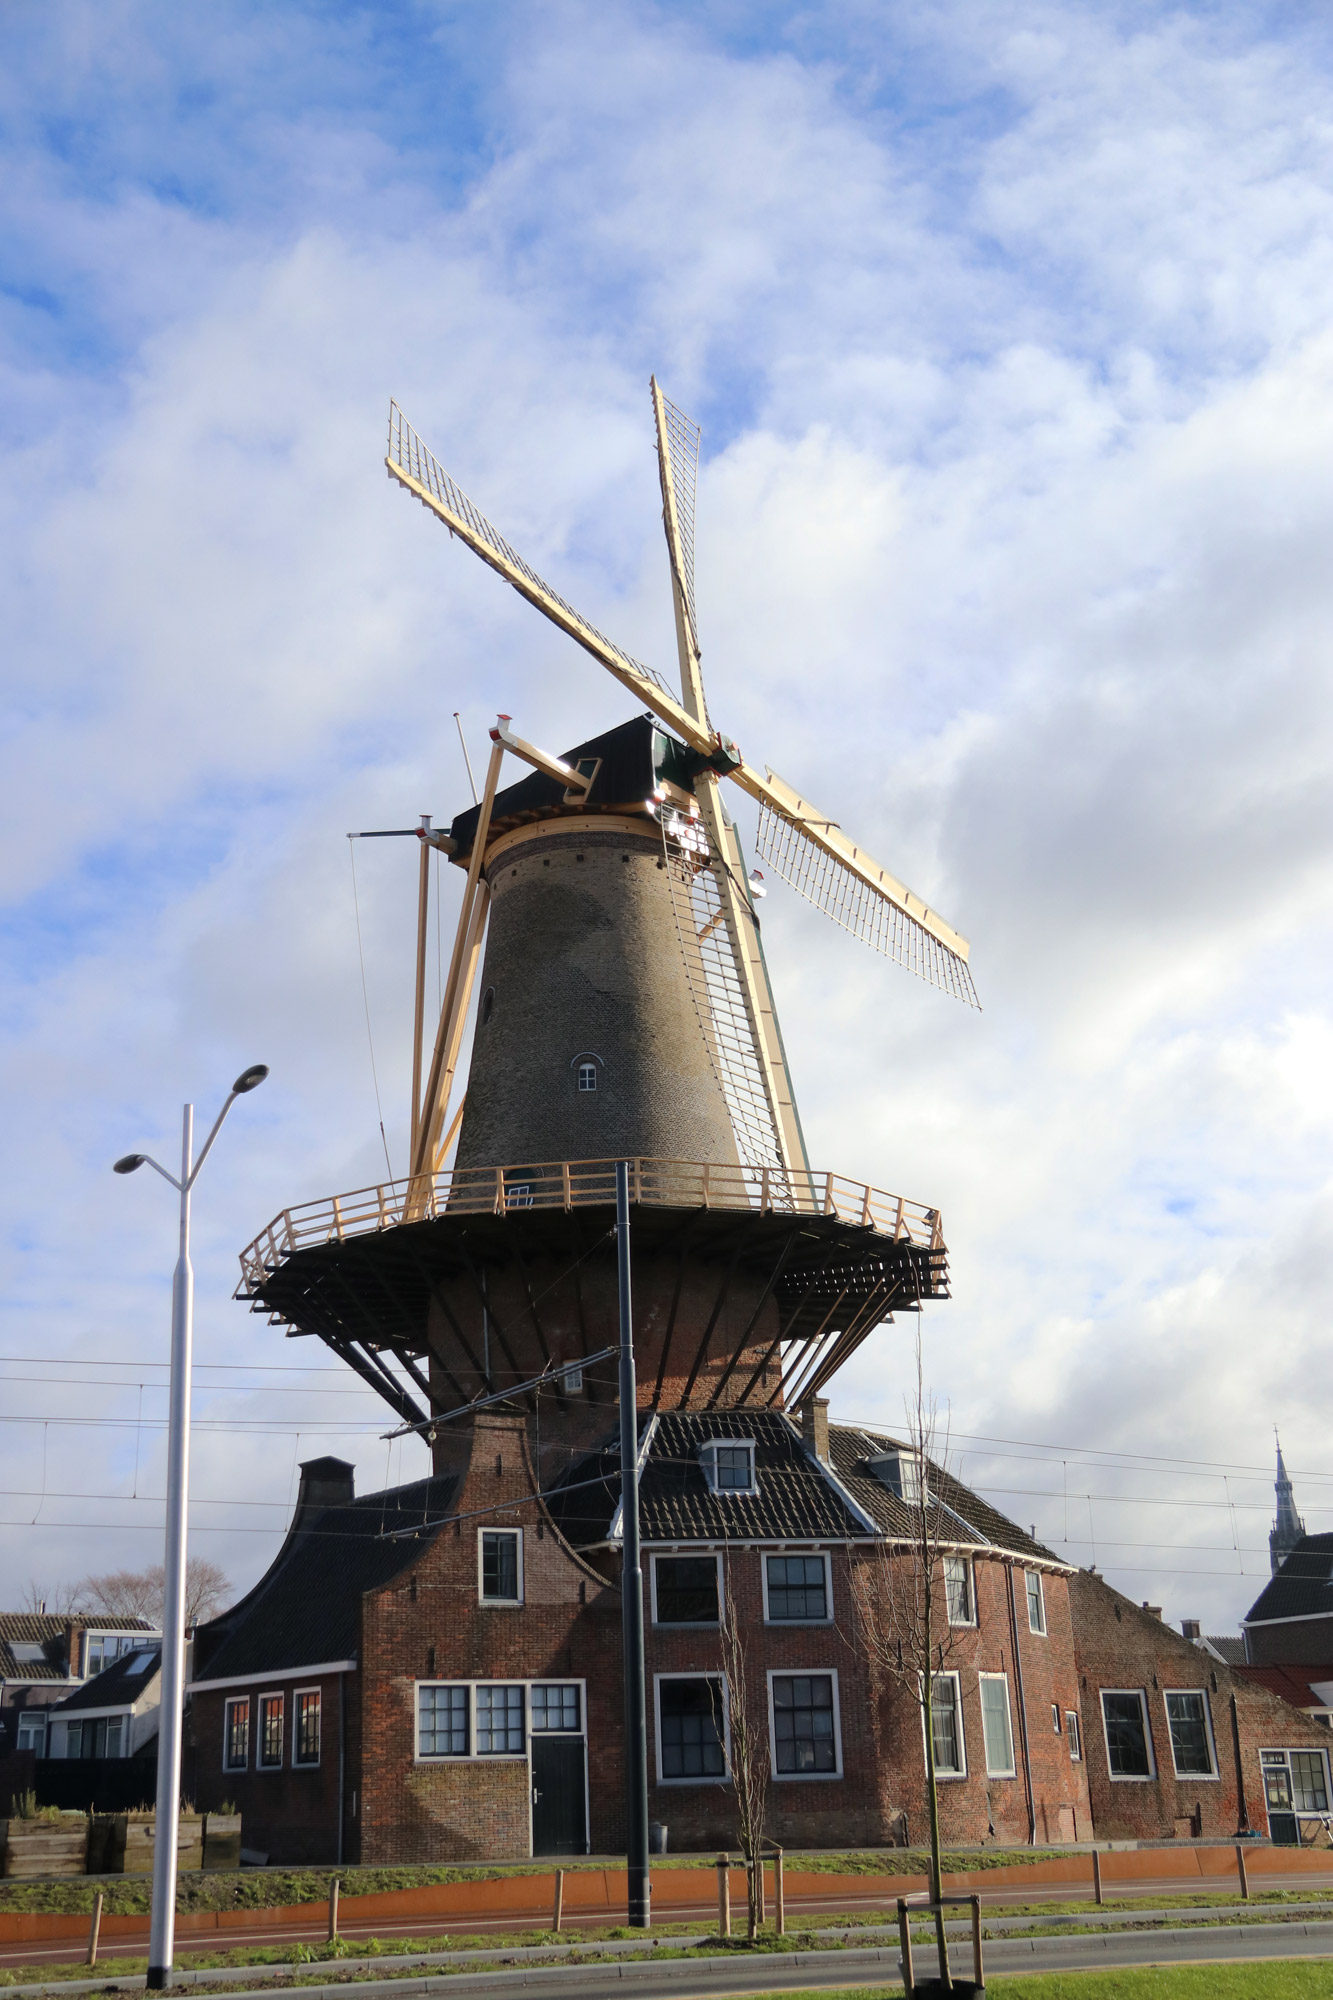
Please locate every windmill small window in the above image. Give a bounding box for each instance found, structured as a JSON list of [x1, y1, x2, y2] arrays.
[[572, 1051, 603, 1094], [701, 1439, 757, 1495]]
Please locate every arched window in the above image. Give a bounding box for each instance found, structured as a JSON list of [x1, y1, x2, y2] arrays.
[[571, 1052, 604, 1094], [578, 1063, 597, 1093]]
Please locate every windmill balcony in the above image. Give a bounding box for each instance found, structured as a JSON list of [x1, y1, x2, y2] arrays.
[[237, 1156, 944, 1289]]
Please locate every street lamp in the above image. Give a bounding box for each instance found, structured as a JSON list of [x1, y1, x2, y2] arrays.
[[115, 1064, 269, 1991]]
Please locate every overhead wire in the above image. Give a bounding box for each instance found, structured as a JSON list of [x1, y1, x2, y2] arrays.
[[348, 834, 395, 1183]]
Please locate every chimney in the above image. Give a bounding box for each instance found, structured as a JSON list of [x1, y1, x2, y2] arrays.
[[1141, 1601, 1163, 1620], [1181, 1618, 1201, 1641], [291, 1456, 355, 1536], [800, 1396, 829, 1464]]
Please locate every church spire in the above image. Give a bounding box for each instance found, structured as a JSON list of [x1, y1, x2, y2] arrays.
[[1270, 1430, 1306, 1577]]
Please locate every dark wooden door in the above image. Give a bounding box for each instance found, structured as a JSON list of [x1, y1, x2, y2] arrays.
[[531, 1737, 586, 1855]]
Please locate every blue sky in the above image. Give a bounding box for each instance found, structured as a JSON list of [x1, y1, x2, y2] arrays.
[[3, 0, 1333, 1630]]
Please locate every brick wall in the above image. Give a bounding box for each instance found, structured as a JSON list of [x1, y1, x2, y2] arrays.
[[1245, 1618, 1333, 1667], [1069, 1570, 1333, 1840], [358, 1411, 622, 1864], [191, 1667, 349, 1865]]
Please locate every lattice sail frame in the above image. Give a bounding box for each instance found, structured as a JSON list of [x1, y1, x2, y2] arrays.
[[655, 803, 789, 1181], [388, 402, 673, 699], [755, 801, 980, 1008], [658, 393, 700, 660]]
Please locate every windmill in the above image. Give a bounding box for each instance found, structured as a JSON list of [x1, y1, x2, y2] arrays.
[[387, 382, 976, 1201], [235, 382, 970, 1442]]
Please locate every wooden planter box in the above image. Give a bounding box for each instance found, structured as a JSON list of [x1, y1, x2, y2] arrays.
[[203, 1813, 242, 1871], [105, 1812, 204, 1874], [0, 1817, 89, 1878]]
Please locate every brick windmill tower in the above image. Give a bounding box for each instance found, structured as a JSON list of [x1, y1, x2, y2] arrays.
[[240, 382, 974, 1477]]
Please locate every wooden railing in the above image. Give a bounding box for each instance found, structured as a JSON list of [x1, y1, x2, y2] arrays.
[[236, 1158, 944, 1294]]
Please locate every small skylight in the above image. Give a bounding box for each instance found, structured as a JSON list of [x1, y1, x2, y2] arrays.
[[10, 1642, 47, 1665]]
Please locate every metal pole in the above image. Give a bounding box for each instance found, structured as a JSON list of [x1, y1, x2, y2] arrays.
[[147, 1105, 194, 1989], [617, 1161, 650, 1930]]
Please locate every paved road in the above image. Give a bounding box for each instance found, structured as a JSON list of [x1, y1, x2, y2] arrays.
[[5, 1867, 1333, 1972]]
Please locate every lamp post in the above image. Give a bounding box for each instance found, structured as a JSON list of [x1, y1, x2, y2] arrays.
[[114, 1064, 269, 1990], [615, 1161, 650, 1928]]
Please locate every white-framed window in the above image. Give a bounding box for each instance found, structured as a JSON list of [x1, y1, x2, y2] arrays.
[[1051, 1704, 1061, 1733], [476, 1684, 525, 1754], [763, 1552, 831, 1623], [577, 1063, 598, 1092], [943, 1555, 975, 1626], [1101, 1689, 1155, 1780], [769, 1671, 842, 1779], [418, 1684, 469, 1757], [65, 1716, 124, 1759], [15, 1714, 46, 1754], [223, 1696, 250, 1771], [478, 1527, 523, 1604], [1067, 1710, 1082, 1760], [1025, 1570, 1046, 1635], [258, 1691, 284, 1770], [926, 1671, 966, 1779], [979, 1673, 1016, 1777], [531, 1683, 581, 1733], [1262, 1747, 1331, 1816], [1164, 1690, 1217, 1779], [652, 1552, 721, 1625], [700, 1440, 757, 1495], [294, 1688, 321, 1767], [84, 1631, 156, 1678], [416, 1679, 585, 1762], [655, 1673, 728, 1783], [868, 1449, 922, 1505]]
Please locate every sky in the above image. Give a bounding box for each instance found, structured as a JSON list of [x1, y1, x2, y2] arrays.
[[2, 0, 1332, 1636]]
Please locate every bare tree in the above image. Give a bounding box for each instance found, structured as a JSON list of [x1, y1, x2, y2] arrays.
[[72, 1559, 232, 1628], [718, 1552, 769, 1937], [848, 1330, 959, 1990], [19, 1578, 80, 1615]]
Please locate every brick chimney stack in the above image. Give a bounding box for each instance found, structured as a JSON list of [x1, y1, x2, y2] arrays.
[[800, 1396, 829, 1464]]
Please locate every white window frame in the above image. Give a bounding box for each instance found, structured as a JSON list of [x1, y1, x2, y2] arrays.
[[477, 1526, 524, 1606], [1025, 1570, 1047, 1636], [292, 1685, 322, 1769], [979, 1672, 1017, 1778], [943, 1555, 976, 1628], [1067, 1710, 1082, 1760], [577, 1063, 598, 1093], [651, 1550, 722, 1627], [1163, 1688, 1218, 1781], [414, 1678, 587, 1764], [767, 1668, 843, 1782], [222, 1695, 250, 1771], [15, 1714, 46, 1754], [256, 1689, 285, 1771], [700, 1439, 758, 1496], [653, 1671, 730, 1786], [761, 1550, 832, 1626], [921, 1670, 967, 1780], [1261, 1745, 1333, 1817], [1100, 1688, 1157, 1782]]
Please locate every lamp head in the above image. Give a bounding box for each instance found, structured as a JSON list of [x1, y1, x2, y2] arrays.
[[113, 1154, 145, 1175], [232, 1064, 269, 1095]]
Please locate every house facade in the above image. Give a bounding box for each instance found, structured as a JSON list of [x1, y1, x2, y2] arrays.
[[0, 1615, 158, 1757]]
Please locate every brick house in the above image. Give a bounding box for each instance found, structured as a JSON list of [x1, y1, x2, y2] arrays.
[[0, 1614, 157, 1756], [193, 1405, 1094, 1863], [1069, 1571, 1333, 1845]]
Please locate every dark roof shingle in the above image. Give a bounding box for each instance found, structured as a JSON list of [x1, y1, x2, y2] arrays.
[[53, 1647, 161, 1713], [1244, 1536, 1333, 1626], [193, 1475, 456, 1683]]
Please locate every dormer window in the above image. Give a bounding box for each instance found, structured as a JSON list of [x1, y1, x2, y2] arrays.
[[701, 1440, 757, 1495], [578, 1063, 597, 1093], [867, 1449, 923, 1505]]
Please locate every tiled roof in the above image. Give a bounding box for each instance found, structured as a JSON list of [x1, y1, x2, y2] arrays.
[[830, 1426, 1061, 1564], [1204, 1635, 1246, 1665], [544, 1411, 1060, 1563], [193, 1475, 456, 1683], [53, 1648, 161, 1714], [1244, 1535, 1333, 1626], [1237, 1663, 1333, 1710], [0, 1614, 153, 1682]]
